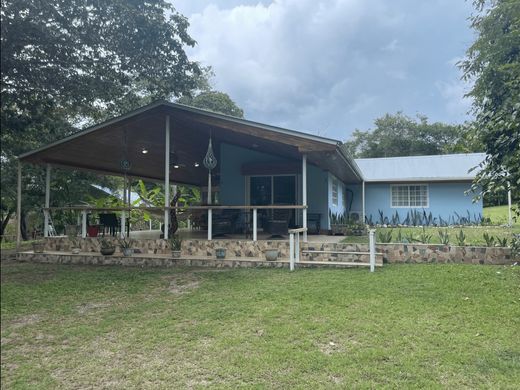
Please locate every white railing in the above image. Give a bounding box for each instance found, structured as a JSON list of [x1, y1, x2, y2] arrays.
[[369, 229, 376, 272], [289, 227, 307, 271]]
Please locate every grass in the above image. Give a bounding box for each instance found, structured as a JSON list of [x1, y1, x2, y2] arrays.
[[484, 205, 519, 228], [1, 262, 519, 388]]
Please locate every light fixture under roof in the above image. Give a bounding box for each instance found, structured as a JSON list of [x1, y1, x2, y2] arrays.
[[194, 162, 200, 167], [141, 148, 148, 154]]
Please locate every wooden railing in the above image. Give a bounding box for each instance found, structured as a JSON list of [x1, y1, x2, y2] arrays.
[[43, 205, 308, 242]]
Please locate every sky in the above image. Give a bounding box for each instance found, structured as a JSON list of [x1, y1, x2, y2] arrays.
[[173, 0, 476, 141]]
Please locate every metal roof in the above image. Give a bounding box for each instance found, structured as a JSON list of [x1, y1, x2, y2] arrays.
[[354, 153, 486, 182]]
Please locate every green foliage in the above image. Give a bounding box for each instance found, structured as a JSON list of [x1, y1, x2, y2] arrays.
[[413, 227, 432, 244], [99, 238, 115, 250], [344, 112, 480, 158], [482, 232, 496, 247], [178, 91, 244, 118], [455, 230, 467, 246], [438, 229, 450, 246], [1, 0, 204, 239], [396, 229, 403, 243], [377, 229, 393, 243], [496, 237, 509, 247], [117, 237, 133, 249], [169, 234, 183, 251], [461, 0, 520, 213]]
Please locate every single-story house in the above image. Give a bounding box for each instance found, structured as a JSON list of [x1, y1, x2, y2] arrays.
[[17, 100, 484, 243]]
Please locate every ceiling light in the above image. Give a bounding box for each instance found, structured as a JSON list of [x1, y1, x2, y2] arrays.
[[194, 162, 200, 167], [173, 165, 180, 169], [141, 148, 148, 154]]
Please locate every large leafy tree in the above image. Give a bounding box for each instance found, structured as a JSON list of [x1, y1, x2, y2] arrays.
[[178, 91, 244, 118], [344, 112, 480, 158], [460, 0, 520, 210], [1, 0, 204, 239]]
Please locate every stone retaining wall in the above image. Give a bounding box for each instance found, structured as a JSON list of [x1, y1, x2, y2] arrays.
[[41, 237, 516, 265]]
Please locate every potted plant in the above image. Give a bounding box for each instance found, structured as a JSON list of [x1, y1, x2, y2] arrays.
[[99, 238, 116, 256], [215, 247, 226, 259], [264, 248, 279, 261], [118, 237, 134, 256], [70, 238, 81, 254], [169, 234, 182, 258], [32, 240, 45, 253]]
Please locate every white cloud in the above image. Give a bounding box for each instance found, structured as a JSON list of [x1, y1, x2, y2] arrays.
[[178, 0, 475, 139]]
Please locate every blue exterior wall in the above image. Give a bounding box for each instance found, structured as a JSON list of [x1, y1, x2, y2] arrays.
[[345, 184, 363, 219], [219, 143, 330, 229], [364, 182, 483, 224]]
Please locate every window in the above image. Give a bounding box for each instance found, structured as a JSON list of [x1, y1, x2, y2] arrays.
[[391, 184, 428, 208], [332, 178, 339, 206]]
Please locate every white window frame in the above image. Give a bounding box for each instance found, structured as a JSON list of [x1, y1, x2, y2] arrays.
[[390, 184, 429, 208], [331, 178, 339, 206]]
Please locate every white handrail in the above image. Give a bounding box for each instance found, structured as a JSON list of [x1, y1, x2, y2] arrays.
[[289, 227, 307, 271]]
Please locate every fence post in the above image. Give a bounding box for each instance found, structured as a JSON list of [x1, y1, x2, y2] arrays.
[[369, 229, 376, 272], [207, 209, 212, 241], [296, 232, 300, 263], [289, 232, 295, 271]]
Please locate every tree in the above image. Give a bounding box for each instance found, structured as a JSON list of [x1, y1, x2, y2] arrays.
[[460, 0, 520, 211], [344, 112, 480, 158], [178, 91, 244, 118], [1, 0, 204, 240]]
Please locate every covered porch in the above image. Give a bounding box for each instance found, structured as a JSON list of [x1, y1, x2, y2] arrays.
[[16, 100, 364, 263]]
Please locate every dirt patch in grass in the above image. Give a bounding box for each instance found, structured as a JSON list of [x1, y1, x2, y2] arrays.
[[76, 302, 112, 315], [163, 273, 201, 295], [8, 313, 42, 329]]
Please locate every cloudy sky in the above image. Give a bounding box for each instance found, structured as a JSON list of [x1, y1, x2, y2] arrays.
[[173, 0, 475, 141]]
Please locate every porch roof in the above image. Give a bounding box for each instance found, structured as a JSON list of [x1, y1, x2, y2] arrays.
[[18, 100, 363, 185]]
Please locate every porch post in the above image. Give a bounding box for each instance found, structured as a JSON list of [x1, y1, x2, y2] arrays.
[[44, 164, 51, 237], [253, 208, 257, 242], [302, 154, 307, 242], [121, 181, 126, 238], [164, 115, 170, 240], [16, 161, 22, 249], [207, 172, 212, 241], [362, 180, 366, 224], [81, 210, 87, 238]]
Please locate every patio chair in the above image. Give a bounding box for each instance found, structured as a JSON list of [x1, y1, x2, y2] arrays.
[[265, 209, 291, 237]]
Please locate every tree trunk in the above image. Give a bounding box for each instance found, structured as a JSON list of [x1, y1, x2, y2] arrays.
[[0, 209, 14, 242], [20, 210, 28, 241]]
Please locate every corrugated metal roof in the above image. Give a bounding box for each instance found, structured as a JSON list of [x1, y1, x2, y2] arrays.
[[354, 153, 486, 182]]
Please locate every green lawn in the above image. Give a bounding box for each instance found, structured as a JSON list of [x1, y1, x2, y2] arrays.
[[484, 205, 519, 228], [2, 262, 519, 388]]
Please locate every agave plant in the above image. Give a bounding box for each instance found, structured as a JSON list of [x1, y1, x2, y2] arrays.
[[482, 232, 495, 247], [377, 229, 393, 243], [455, 229, 466, 246], [438, 229, 450, 246], [495, 237, 508, 247], [414, 227, 432, 244]]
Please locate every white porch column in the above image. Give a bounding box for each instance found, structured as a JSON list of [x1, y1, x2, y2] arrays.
[[362, 181, 366, 224], [207, 208, 212, 240], [164, 115, 170, 240], [253, 208, 257, 242], [44, 164, 51, 237], [121, 182, 126, 238], [302, 154, 307, 242], [16, 162, 22, 249]]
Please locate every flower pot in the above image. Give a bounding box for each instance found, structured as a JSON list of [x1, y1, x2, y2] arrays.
[[71, 247, 80, 254], [172, 250, 181, 259], [122, 248, 133, 257], [32, 242, 45, 253], [215, 248, 226, 259], [87, 226, 99, 237], [264, 249, 279, 261], [100, 247, 115, 256]]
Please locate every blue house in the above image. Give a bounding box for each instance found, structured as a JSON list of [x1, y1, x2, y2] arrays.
[[18, 101, 484, 242]]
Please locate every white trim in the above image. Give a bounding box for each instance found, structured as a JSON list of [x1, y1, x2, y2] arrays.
[[390, 184, 429, 208], [331, 177, 339, 206]]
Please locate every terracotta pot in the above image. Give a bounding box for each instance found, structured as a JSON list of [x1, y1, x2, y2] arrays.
[[87, 226, 99, 237]]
